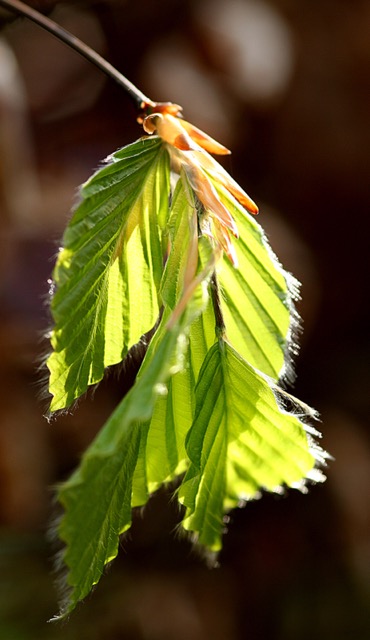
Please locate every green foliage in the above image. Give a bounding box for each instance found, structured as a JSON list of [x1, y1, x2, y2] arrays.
[[215, 182, 297, 382], [48, 137, 169, 411], [48, 132, 326, 618], [57, 312, 193, 612], [179, 339, 316, 550]]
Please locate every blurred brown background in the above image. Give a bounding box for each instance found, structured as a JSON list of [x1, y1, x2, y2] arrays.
[[0, 0, 369, 638]]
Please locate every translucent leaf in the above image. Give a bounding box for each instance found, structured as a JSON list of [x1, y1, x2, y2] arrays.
[[212, 181, 299, 382], [50, 120, 327, 619], [136, 304, 215, 498], [55, 177, 213, 618], [132, 178, 216, 500], [179, 339, 322, 551], [56, 306, 207, 617], [47, 136, 170, 411], [56, 315, 186, 618]]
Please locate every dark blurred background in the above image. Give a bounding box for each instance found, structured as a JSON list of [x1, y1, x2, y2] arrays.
[[0, 1, 369, 638]]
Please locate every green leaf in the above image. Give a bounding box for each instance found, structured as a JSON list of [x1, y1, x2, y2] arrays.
[[131, 178, 216, 499], [213, 182, 299, 382], [55, 176, 213, 618], [179, 338, 322, 551], [47, 136, 170, 411], [56, 314, 186, 618], [51, 128, 327, 620], [56, 295, 207, 618], [138, 299, 218, 497]]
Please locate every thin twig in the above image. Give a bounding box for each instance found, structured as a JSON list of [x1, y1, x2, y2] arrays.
[[0, 0, 153, 109]]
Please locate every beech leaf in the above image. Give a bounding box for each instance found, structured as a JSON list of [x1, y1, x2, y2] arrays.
[[179, 339, 324, 550], [47, 136, 169, 411]]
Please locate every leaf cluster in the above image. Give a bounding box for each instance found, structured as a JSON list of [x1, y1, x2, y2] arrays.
[[47, 134, 326, 618]]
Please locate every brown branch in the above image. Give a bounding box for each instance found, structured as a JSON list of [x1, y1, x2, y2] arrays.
[[0, 0, 154, 109]]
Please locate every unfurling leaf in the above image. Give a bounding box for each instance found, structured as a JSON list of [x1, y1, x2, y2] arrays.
[[47, 136, 169, 411], [57, 316, 188, 616], [214, 182, 299, 383], [179, 338, 322, 550], [55, 177, 213, 617], [49, 103, 327, 618]]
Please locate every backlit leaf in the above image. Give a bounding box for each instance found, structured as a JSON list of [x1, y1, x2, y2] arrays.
[[48, 111, 327, 620], [47, 136, 169, 411], [55, 176, 213, 617], [179, 338, 322, 550], [214, 182, 299, 382], [56, 314, 186, 617]]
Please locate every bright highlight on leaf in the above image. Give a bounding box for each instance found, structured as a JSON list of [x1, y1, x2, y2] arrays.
[[57, 313, 193, 614], [215, 182, 298, 382], [48, 101, 328, 619], [180, 339, 319, 550], [47, 137, 169, 411]]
